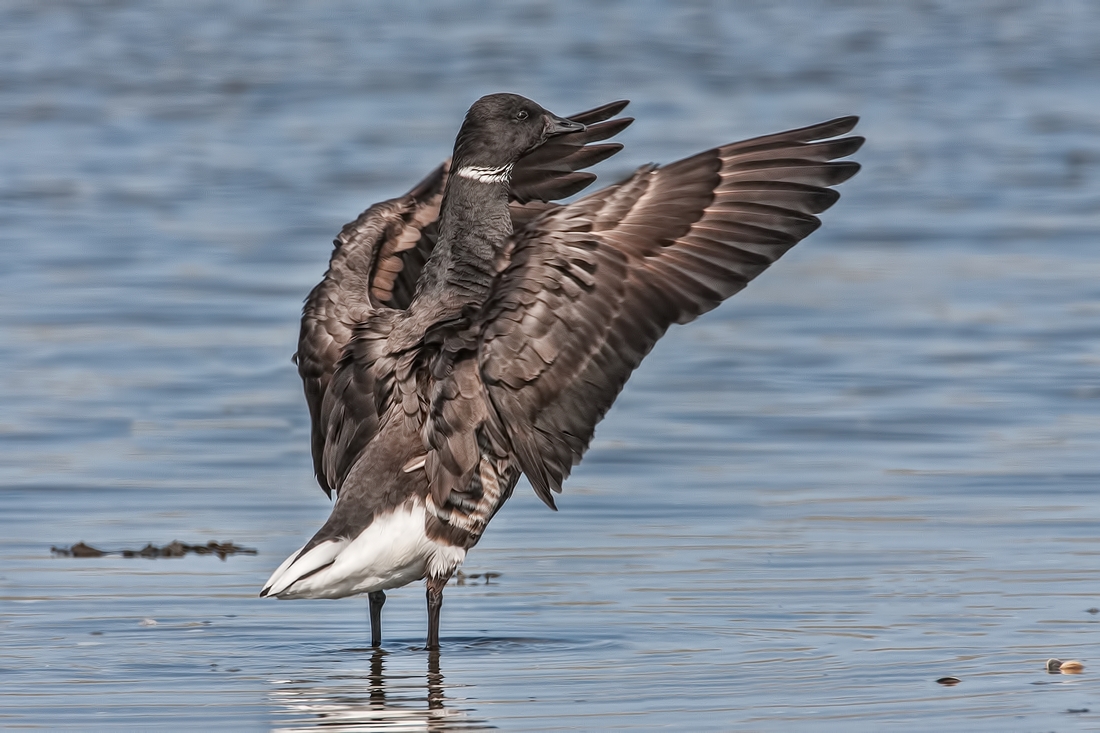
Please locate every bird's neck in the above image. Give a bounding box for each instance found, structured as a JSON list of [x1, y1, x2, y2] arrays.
[[406, 166, 513, 327]]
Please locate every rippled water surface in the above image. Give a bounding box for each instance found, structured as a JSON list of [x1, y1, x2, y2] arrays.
[[4, 1, 1100, 729]]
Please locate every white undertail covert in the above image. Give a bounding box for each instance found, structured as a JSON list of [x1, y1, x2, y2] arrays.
[[262, 499, 466, 600]]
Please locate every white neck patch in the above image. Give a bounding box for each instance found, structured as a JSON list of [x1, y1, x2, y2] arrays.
[[454, 164, 513, 184]]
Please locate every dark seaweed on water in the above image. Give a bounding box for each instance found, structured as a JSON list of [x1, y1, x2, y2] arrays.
[[51, 541, 257, 560]]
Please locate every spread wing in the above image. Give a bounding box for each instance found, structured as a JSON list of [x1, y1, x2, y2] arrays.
[[296, 166, 447, 497], [298, 101, 634, 497], [478, 116, 864, 508]]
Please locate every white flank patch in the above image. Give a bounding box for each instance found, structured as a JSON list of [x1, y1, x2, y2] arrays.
[[454, 164, 513, 184], [261, 499, 466, 600]]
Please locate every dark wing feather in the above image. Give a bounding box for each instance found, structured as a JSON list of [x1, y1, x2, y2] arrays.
[[297, 166, 446, 497], [317, 310, 404, 496], [478, 117, 863, 507]]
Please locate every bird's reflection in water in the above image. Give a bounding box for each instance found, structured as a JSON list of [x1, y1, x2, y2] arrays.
[[271, 649, 492, 731]]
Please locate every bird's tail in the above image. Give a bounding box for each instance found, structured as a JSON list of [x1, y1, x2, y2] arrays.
[[259, 538, 349, 598]]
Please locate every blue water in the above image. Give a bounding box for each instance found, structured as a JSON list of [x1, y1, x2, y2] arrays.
[[3, 1, 1100, 729]]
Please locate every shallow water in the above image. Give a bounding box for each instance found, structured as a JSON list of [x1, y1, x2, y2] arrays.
[[4, 1, 1100, 729]]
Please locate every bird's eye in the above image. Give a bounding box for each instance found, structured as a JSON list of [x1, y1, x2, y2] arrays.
[[516, 110, 529, 120]]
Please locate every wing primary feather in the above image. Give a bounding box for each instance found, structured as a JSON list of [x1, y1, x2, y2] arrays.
[[478, 116, 861, 506]]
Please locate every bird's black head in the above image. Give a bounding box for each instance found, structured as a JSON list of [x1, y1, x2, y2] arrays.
[[452, 93, 585, 171]]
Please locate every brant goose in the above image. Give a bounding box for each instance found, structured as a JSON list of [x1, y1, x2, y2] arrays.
[[262, 93, 862, 650]]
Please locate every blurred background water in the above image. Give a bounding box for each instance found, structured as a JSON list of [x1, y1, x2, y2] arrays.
[[3, 0, 1100, 730]]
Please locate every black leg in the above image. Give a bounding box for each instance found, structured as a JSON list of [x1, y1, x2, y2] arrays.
[[425, 575, 450, 651], [368, 590, 386, 648]]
